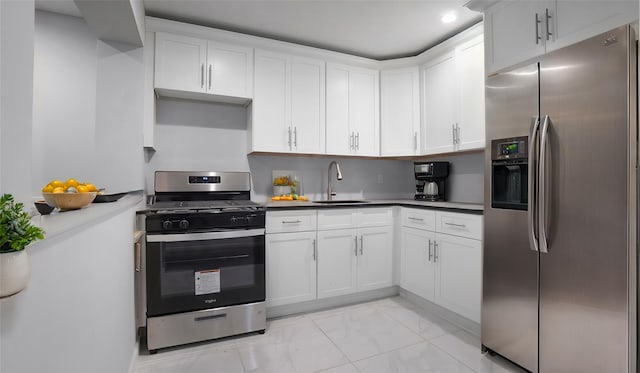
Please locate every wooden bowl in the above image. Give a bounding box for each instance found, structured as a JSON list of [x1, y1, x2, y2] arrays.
[[42, 192, 97, 210]]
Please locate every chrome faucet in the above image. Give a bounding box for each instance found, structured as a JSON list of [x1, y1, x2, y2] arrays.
[[327, 161, 343, 200]]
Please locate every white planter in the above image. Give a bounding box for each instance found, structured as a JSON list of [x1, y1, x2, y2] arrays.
[[0, 249, 30, 297]]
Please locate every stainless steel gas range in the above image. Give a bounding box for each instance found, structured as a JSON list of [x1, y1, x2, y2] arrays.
[[142, 171, 266, 352]]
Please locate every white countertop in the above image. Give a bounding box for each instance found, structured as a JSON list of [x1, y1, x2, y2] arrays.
[[265, 199, 484, 212], [28, 191, 144, 250]]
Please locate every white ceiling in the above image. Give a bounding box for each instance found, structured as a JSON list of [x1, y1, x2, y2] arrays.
[[35, 0, 482, 60]]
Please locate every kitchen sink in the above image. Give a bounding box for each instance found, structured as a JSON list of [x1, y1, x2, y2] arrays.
[[313, 200, 370, 204]]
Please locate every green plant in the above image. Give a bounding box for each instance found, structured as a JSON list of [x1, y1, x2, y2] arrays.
[[0, 194, 44, 253]]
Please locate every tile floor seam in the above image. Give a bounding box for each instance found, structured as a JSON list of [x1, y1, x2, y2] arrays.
[[428, 338, 481, 373], [376, 306, 454, 342], [308, 314, 354, 370], [233, 345, 248, 373], [346, 340, 427, 366]]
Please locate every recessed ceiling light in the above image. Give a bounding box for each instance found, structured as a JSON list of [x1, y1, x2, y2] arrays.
[[441, 12, 457, 24]]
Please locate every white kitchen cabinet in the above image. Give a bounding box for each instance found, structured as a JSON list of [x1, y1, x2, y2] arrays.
[[251, 50, 325, 153], [421, 35, 485, 155], [317, 207, 393, 298], [326, 63, 380, 156], [317, 229, 358, 298], [266, 231, 317, 307], [484, 0, 638, 74], [154, 32, 253, 102], [421, 53, 457, 154], [357, 226, 393, 292], [380, 67, 421, 156], [400, 208, 482, 323], [401, 226, 436, 301], [434, 233, 482, 323]]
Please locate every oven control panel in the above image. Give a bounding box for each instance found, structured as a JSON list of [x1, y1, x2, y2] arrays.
[[146, 211, 266, 233]]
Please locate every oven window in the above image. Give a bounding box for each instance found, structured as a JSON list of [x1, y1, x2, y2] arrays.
[[159, 237, 259, 297]]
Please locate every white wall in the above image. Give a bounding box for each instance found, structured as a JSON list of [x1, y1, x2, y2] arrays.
[[144, 99, 484, 203], [32, 10, 144, 196], [0, 207, 137, 373], [0, 0, 35, 204]]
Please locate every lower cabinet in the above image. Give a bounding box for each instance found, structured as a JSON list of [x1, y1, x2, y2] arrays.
[[400, 208, 482, 323], [400, 226, 436, 301], [317, 226, 393, 299], [265, 231, 317, 307]]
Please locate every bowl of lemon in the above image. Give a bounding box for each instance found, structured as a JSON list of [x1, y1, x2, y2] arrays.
[[42, 178, 99, 211]]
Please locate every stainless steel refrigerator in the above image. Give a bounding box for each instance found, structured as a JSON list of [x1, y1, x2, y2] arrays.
[[483, 25, 637, 372]]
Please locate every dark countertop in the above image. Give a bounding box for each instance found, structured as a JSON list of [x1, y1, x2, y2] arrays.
[[265, 199, 484, 213]]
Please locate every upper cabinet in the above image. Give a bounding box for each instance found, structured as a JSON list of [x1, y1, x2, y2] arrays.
[[380, 67, 421, 156], [421, 34, 485, 155], [154, 32, 253, 104], [326, 63, 380, 156], [250, 50, 325, 154], [484, 0, 639, 73]]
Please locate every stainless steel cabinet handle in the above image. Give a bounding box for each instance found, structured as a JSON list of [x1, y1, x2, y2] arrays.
[[354, 236, 358, 256], [535, 13, 542, 44], [428, 239, 433, 262], [545, 8, 552, 40], [356, 132, 360, 150], [360, 235, 363, 255], [445, 222, 466, 228], [281, 220, 301, 224], [433, 241, 439, 262], [201, 63, 205, 88], [414, 132, 418, 150], [350, 132, 354, 150], [456, 123, 460, 145], [408, 217, 424, 222], [312, 239, 316, 261], [134, 242, 141, 272], [208, 64, 212, 89], [539, 115, 551, 254], [452, 124, 456, 145], [294, 127, 298, 148], [288, 127, 292, 149], [528, 116, 540, 252]]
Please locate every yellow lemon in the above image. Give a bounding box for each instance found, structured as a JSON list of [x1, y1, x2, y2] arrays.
[[52, 187, 65, 194], [76, 185, 89, 193], [84, 183, 97, 192], [65, 178, 79, 188], [42, 184, 54, 193], [50, 180, 64, 188]]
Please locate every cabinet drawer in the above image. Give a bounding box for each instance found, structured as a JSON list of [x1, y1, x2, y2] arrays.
[[357, 208, 393, 228], [317, 209, 356, 230], [401, 208, 436, 231], [435, 211, 482, 240], [266, 210, 317, 233]]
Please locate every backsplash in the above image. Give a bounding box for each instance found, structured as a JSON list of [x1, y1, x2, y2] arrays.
[[145, 97, 484, 204]]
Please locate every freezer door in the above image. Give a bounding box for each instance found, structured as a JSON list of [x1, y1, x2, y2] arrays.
[[483, 63, 539, 372], [538, 26, 634, 373]]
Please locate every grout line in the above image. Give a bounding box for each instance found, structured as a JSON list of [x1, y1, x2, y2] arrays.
[[429, 340, 480, 373]]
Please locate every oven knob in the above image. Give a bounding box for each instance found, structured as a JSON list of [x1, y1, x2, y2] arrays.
[[162, 220, 173, 230], [179, 220, 189, 229], [230, 217, 237, 223]]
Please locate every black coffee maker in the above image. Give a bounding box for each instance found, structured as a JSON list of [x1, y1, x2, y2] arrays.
[[414, 162, 450, 201]]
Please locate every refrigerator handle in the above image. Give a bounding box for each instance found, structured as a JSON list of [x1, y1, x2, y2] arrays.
[[528, 116, 540, 252], [539, 115, 551, 254]]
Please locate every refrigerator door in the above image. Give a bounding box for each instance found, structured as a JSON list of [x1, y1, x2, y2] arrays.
[[483, 63, 539, 372], [538, 26, 634, 373]]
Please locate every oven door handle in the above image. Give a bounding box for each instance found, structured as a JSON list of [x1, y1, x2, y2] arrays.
[[146, 229, 265, 243]]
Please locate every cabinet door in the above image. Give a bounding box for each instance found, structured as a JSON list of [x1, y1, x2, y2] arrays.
[[485, 1, 549, 73], [206, 41, 253, 98], [290, 57, 325, 154], [317, 229, 358, 298], [266, 232, 317, 307], [455, 36, 486, 151], [326, 64, 353, 155], [422, 54, 456, 154], [349, 68, 380, 156], [381, 67, 420, 156], [154, 32, 207, 93], [252, 50, 290, 152], [434, 233, 481, 322], [357, 227, 393, 292], [552, 1, 639, 52], [400, 227, 436, 301]]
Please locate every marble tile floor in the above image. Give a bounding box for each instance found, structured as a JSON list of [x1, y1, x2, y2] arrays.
[[134, 296, 526, 373]]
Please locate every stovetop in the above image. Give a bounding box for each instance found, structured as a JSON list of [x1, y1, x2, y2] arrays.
[[147, 199, 263, 213]]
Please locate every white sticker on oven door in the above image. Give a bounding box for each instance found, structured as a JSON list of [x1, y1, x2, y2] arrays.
[[195, 269, 220, 295]]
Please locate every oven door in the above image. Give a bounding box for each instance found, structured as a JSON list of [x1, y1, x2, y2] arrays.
[[145, 229, 265, 317]]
